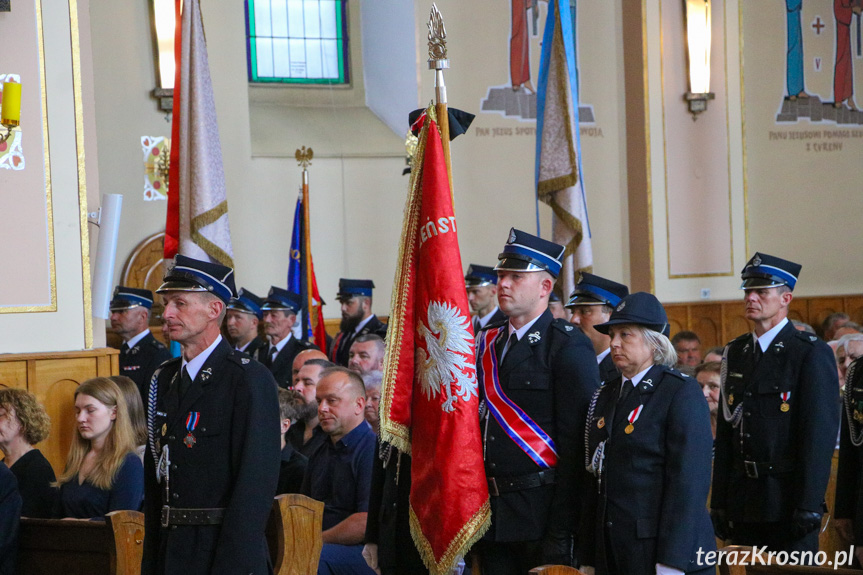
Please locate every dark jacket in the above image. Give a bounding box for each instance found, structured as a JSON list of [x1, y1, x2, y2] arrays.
[[0, 464, 21, 575], [259, 336, 317, 389], [364, 442, 426, 574], [581, 365, 715, 574], [121, 331, 171, 401], [276, 444, 307, 495], [833, 356, 863, 541], [711, 322, 839, 525], [9, 449, 56, 518], [329, 315, 388, 367], [479, 310, 600, 544], [598, 351, 619, 386], [142, 339, 280, 575]]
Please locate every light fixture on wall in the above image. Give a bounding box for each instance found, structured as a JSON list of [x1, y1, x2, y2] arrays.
[[0, 81, 21, 144], [151, 0, 175, 112], [683, 0, 714, 120]]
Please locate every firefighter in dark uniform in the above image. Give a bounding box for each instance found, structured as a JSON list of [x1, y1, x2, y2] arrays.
[[565, 273, 629, 386], [110, 286, 171, 401], [475, 228, 600, 573], [710, 253, 839, 556], [226, 287, 267, 360], [580, 292, 715, 575], [836, 356, 863, 567], [260, 287, 317, 389], [329, 279, 388, 367], [465, 263, 507, 333], [142, 255, 280, 575]]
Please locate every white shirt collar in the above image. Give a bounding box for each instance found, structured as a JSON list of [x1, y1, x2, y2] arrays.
[[125, 328, 150, 349], [622, 365, 653, 391], [508, 313, 543, 341], [182, 334, 222, 381], [271, 332, 293, 354], [596, 347, 611, 365], [477, 307, 501, 330], [754, 317, 789, 352], [236, 339, 252, 353], [354, 314, 375, 334]]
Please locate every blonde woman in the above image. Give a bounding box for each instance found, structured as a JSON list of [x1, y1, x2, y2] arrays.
[[0, 388, 56, 518], [109, 376, 148, 462], [55, 377, 143, 518]]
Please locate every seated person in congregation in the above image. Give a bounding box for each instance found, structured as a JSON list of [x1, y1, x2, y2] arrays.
[[109, 376, 148, 462], [54, 377, 143, 519], [301, 367, 377, 575], [277, 389, 308, 494], [0, 388, 57, 518], [0, 462, 22, 575]]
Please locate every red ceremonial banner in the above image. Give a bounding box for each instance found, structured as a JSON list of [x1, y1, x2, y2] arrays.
[[381, 108, 490, 575]]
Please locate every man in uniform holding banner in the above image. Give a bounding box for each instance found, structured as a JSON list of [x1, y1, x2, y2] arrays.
[[475, 228, 600, 573]]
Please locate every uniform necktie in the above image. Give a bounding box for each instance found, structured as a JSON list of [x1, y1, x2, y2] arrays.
[[473, 317, 481, 335], [754, 342, 763, 363], [500, 332, 518, 362], [179, 366, 193, 398], [619, 379, 634, 404], [121, 343, 129, 355], [268, 346, 278, 364]]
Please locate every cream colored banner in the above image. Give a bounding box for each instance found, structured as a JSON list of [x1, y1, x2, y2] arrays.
[[0, 0, 55, 311]]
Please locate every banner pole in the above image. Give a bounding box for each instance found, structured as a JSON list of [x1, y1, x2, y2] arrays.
[[296, 145, 314, 342], [428, 4, 453, 199]]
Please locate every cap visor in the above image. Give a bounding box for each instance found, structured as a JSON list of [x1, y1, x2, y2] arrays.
[[156, 280, 208, 293]]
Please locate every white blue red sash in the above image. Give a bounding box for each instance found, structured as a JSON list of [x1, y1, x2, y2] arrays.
[[477, 326, 558, 468]]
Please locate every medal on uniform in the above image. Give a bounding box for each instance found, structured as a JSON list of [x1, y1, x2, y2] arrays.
[[855, 410, 863, 423], [184, 411, 200, 448], [597, 417, 605, 429], [780, 391, 791, 412], [161, 423, 167, 436], [625, 405, 644, 435], [728, 393, 734, 405]]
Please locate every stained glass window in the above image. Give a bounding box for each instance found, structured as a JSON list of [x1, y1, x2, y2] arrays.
[[246, 0, 349, 84]]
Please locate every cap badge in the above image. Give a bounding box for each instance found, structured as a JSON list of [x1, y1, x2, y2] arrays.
[[527, 331, 541, 344], [508, 229, 517, 243], [200, 367, 212, 382], [564, 325, 573, 331], [241, 358, 250, 365], [809, 335, 817, 341], [616, 301, 626, 312], [752, 255, 762, 266]]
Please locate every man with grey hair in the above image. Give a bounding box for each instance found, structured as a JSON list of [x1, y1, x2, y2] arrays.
[[791, 320, 816, 334], [361, 370, 383, 435], [838, 333, 863, 383], [348, 334, 385, 377], [823, 312, 851, 341], [143, 255, 280, 575]]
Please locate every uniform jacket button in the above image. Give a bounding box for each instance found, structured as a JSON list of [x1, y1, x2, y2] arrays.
[[606, 521, 613, 527], [171, 464, 178, 470], [169, 436, 176, 441], [525, 381, 531, 386], [490, 463, 496, 469], [489, 435, 495, 442], [172, 493, 179, 500]]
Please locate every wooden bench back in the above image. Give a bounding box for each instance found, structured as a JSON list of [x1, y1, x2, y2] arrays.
[[267, 493, 324, 575], [17, 510, 144, 575]]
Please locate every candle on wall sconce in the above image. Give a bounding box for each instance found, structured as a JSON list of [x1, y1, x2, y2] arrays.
[[0, 81, 21, 144]]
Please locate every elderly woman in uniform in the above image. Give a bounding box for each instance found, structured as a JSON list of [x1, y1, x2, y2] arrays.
[[580, 292, 715, 575]]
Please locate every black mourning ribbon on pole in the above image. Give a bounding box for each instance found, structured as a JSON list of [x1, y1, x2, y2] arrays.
[[408, 108, 476, 139]]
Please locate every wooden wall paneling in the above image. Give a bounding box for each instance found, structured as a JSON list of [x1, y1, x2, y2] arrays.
[[806, 297, 845, 334], [721, 302, 751, 344], [787, 297, 809, 325], [664, 305, 689, 339], [843, 295, 863, 325], [689, 304, 723, 349], [0, 360, 28, 389]]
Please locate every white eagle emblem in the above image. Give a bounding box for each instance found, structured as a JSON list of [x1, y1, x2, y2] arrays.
[[416, 301, 478, 413]]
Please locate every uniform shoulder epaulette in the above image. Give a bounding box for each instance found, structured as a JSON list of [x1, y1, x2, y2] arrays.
[[480, 319, 508, 332], [664, 367, 689, 382], [730, 332, 750, 344], [300, 339, 315, 349], [227, 349, 253, 366], [792, 330, 820, 345], [159, 356, 181, 369], [551, 318, 576, 335]]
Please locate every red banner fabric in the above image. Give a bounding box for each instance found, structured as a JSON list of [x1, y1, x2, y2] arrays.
[[381, 109, 490, 575], [163, 0, 182, 260]]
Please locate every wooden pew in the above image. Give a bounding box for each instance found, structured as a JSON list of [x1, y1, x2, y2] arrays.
[[529, 566, 588, 574], [717, 545, 858, 575], [266, 493, 324, 575], [17, 510, 144, 575]]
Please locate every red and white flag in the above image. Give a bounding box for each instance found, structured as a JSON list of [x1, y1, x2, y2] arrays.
[[381, 107, 490, 575], [164, 0, 233, 265]]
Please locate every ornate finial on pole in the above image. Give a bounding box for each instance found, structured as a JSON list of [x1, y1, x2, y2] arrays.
[[295, 146, 314, 169], [427, 4, 449, 68]]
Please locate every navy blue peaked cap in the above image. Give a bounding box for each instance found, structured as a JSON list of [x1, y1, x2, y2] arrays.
[[337, 279, 374, 299], [227, 288, 264, 319], [740, 252, 801, 291], [495, 228, 565, 278], [465, 264, 498, 287], [157, 255, 236, 304], [261, 286, 302, 313], [566, 273, 629, 309], [595, 292, 669, 336], [110, 286, 154, 311]]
